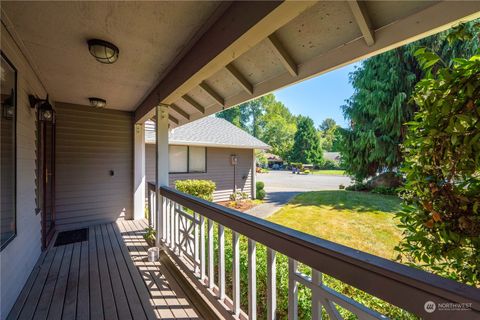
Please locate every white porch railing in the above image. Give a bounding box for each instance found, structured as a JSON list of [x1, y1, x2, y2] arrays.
[[147, 183, 480, 320]]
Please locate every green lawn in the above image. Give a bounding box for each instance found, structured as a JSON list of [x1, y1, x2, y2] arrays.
[[268, 190, 403, 260], [311, 169, 346, 175]]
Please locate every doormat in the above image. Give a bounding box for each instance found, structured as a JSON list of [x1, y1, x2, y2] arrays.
[[54, 228, 88, 247]]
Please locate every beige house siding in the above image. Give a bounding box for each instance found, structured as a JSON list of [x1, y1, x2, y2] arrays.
[[55, 103, 133, 229], [0, 24, 46, 320], [146, 144, 254, 202]]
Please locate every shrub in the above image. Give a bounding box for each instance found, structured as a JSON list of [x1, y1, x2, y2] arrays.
[[256, 189, 266, 200], [143, 226, 156, 247], [339, 184, 345, 190], [175, 179, 216, 202], [303, 169, 311, 174], [256, 181, 265, 190], [318, 159, 343, 170], [371, 186, 397, 196], [345, 182, 370, 191], [230, 191, 249, 202]]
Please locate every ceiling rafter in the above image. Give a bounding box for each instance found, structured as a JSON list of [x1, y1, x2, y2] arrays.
[[182, 94, 206, 114], [169, 114, 179, 125], [225, 63, 253, 95], [170, 104, 190, 120], [266, 33, 298, 76], [199, 82, 225, 106], [348, 0, 375, 46]]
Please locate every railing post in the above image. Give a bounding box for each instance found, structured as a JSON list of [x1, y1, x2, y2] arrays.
[[208, 219, 214, 289], [232, 231, 240, 316], [200, 215, 206, 281], [248, 239, 257, 320], [312, 269, 322, 320], [218, 224, 225, 301], [267, 248, 277, 320], [288, 258, 298, 320]]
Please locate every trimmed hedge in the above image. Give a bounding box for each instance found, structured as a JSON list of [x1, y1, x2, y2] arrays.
[[256, 181, 266, 200], [175, 179, 216, 202]]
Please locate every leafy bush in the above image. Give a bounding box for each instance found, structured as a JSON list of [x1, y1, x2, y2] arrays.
[[256, 181, 266, 200], [371, 186, 398, 196], [397, 40, 480, 285], [318, 159, 343, 170], [303, 169, 311, 174], [230, 191, 249, 202], [345, 182, 370, 191], [175, 179, 216, 202], [143, 226, 156, 247], [256, 181, 265, 190]]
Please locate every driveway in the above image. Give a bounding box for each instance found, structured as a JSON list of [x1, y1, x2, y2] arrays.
[[246, 170, 352, 218]]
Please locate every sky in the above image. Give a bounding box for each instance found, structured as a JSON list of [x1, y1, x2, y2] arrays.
[[274, 62, 360, 128]]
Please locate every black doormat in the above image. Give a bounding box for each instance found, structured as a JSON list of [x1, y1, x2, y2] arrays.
[[54, 228, 88, 247]]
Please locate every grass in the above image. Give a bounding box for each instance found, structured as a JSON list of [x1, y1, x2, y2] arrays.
[[310, 169, 346, 175], [210, 190, 415, 319], [268, 190, 403, 259]]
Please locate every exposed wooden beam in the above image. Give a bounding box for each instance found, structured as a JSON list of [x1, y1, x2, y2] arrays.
[[182, 1, 480, 126], [348, 0, 375, 46], [199, 82, 225, 106], [169, 114, 179, 125], [225, 63, 253, 95], [182, 95, 205, 114], [169, 104, 190, 120], [134, 1, 315, 122], [266, 33, 298, 76]]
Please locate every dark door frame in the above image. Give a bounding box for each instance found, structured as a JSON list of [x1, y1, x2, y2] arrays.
[[38, 111, 56, 250]]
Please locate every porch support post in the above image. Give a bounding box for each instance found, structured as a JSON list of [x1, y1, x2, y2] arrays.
[[252, 149, 256, 199], [155, 105, 169, 245], [133, 122, 146, 220]]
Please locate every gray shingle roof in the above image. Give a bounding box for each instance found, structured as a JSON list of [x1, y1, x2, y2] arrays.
[[145, 117, 270, 149]]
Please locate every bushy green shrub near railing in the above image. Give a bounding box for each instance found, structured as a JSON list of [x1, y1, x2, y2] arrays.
[[175, 179, 216, 202], [256, 181, 266, 200], [206, 226, 415, 319]]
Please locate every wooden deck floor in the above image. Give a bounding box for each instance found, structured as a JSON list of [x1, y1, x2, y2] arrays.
[[7, 219, 200, 320]]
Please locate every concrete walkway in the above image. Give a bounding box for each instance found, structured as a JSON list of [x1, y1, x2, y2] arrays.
[[245, 170, 352, 219]]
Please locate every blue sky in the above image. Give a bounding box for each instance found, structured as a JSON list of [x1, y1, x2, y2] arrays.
[[274, 62, 360, 128]]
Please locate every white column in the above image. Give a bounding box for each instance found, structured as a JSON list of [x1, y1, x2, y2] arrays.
[[252, 149, 257, 199], [156, 105, 169, 245], [133, 123, 145, 220]]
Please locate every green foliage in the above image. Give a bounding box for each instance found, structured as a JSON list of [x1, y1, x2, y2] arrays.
[[318, 118, 343, 152], [318, 159, 343, 170], [256, 181, 266, 200], [290, 116, 323, 165], [397, 44, 480, 285], [143, 226, 156, 246], [341, 20, 480, 182], [175, 179, 216, 202], [256, 151, 268, 167], [345, 182, 369, 192], [371, 186, 398, 196], [230, 191, 249, 202]]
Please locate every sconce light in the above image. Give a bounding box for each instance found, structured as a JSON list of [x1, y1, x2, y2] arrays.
[[87, 39, 119, 64], [89, 97, 107, 108], [2, 89, 15, 120], [231, 154, 238, 166], [29, 94, 54, 122]]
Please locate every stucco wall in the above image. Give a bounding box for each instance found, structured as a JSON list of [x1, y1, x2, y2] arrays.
[[146, 144, 254, 202], [0, 24, 46, 319], [55, 103, 133, 229]]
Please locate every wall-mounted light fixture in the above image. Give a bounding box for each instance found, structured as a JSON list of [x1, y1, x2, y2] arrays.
[[89, 97, 107, 108], [87, 39, 119, 64], [29, 94, 54, 122], [2, 89, 15, 120]]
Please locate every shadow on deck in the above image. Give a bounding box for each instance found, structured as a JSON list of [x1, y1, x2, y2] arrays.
[[7, 219, 200, 320]]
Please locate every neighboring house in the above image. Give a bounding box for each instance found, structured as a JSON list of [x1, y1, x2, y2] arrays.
[[324, 152, 341, 162], [145, 117, 269, 202], [264, 152, 284, 169]]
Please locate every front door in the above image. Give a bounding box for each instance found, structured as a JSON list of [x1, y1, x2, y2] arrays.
[[38, 111, 56, 249]]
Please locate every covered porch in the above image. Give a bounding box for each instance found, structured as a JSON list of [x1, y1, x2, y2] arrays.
[[1, 1, 480, 320]]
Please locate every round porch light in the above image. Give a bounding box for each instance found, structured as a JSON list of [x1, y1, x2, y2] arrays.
[[89, 97, 107, 108], [87, 39, 119, 64]]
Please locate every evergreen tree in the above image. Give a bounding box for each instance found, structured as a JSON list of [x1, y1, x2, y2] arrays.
[[290, 116, 323, 165], [341, 21, 479, 181]]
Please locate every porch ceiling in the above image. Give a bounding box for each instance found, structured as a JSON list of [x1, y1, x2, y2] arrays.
[[1, 1, 225, 111], [2, 1, 479, 125]]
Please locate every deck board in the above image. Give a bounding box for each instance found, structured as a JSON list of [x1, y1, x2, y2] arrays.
[[7, 220, 200, 320]]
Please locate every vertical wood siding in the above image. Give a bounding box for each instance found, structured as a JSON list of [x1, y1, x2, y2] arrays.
[[146, 144, 253, 202], [55, 103, 133, 229], [1, 24, 45, 320]]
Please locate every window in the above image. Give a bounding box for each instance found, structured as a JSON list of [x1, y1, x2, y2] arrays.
[[168, 145, 206, 173], [1, 52, 17, 250]]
